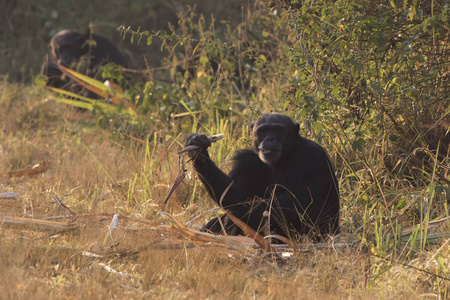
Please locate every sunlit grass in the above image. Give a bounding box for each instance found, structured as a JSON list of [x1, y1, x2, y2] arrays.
[[1, 79, 450, 299]]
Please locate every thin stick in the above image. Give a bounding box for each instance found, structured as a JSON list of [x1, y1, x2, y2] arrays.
[[163, 134, 224, 205]]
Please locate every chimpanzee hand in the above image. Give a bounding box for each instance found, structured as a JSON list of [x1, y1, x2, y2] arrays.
[[184, 133, 212, 160]]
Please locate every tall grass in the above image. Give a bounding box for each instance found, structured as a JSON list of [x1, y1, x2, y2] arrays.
[[2, 81, 449, 298]]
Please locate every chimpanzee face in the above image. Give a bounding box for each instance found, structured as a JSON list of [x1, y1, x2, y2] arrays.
[[50, 30, 84, 67], [254, 123, 287, 165], [252, 113, 299, 166]]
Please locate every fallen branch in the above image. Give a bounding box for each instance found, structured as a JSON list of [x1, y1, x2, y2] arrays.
[[1, 162, 49, 177], [0, 215, 77, 231]]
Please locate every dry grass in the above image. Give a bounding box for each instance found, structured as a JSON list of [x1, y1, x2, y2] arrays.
[[1, 82, 450, 299]]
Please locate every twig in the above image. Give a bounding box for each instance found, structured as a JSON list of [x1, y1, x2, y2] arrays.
[[163, 155, 188, 204], [1, 161, 49, 177], [96, 262, 131, 279], [426, 237, 450, 267], [163, 134, 224, 205], [226, 210, 272, 252], [186, 207, 223, 228], [371, 252, 450, 282], [53, 196, 77, 222], [0, 215, 77, 231]]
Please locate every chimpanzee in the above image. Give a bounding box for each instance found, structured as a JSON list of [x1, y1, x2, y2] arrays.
[[41, 29, 127, 88], [185, 113, 339, 240], [40, 61, 67, 88], [50, 29, 126, 69]]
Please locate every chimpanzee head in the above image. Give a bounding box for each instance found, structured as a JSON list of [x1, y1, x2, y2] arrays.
[[50, 30, 85, 67], [49, 29, 126, 71], [252, 113, 300, 166]]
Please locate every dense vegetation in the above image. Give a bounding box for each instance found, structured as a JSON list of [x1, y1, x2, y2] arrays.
[[1, 0, 450, 298]]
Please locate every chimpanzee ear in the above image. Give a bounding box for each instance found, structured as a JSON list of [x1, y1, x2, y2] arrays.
[[294, 123, 300, 133]]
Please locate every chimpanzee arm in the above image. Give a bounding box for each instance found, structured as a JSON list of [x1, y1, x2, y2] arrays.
[[185, 134, 242, 206], [192, 155, 242, 206]]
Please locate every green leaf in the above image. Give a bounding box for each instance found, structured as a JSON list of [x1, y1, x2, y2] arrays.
[[422, 18, 430, 33], [409, 5, 416, 21], [389, 0, 396, 9], [199, 56, 209, 65], [332, 85, 340, 98], [395, 198, 406, 209], [314, 122, 324, 133], [300, 108, 307, 118]]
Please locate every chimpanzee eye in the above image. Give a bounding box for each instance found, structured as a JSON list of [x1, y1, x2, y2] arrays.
[[259, 127, 268, 133], [257, 127, 268, 137], [274, 127, 286, 136]]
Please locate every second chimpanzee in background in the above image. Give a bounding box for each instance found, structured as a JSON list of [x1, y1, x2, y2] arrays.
[[185, 113, 339, 241], [41, 29, 127, 89]]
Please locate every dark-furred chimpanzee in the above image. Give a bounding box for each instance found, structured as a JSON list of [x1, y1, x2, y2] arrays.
[[185, 113, 339, 240], [41, 29, 127, 88], [50, 29, 126, 69], [40, 61, 67, 88]]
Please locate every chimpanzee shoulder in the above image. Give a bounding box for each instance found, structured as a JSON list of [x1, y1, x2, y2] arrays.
[[230, 150, 267, 173], [228, 149, 274, 199], [230, 149, 275, 178], [295, 136, 331, 158], [89, 33, 127, 66]]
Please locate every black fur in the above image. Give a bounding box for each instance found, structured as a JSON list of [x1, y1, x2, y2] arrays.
[[41, 29, 126, 88], [185, 113, 339, 240], [40, 62, 67, 88]]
